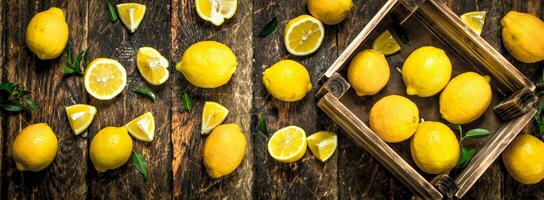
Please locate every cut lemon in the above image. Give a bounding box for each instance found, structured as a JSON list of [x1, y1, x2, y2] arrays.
[[307, 131, 337, 162], [201, 101, 229, 134], [372, 30, 401, 55], [267, 126, 307, 162], [125, 112, 155, 142], [65, 104, 97, 135], [117, 3, 146, 33], [84, 58, 127, 100], [460, 11, 486, 35], [195, 0, 237, 26], [137, 47, 169, 85], [284, 15, 325, 56]]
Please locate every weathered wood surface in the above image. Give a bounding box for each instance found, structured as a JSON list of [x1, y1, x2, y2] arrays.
[[0, 0, 542, 199]]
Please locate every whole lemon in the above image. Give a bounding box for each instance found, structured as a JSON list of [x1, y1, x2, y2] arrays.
[[307, 0, 352, 25], [502, 134, 544, 184], [25, 7, 69, 60], [402, 46, 452, 97], [90, 126, 133, 173], [411, 121, 460, 174], [203, 123, 247, 178], [501, 11, 544, 63], [439, 72, 492, 124], [176, 41, 237, 88], [12, 123, 58, 172], [262, 59, 312, 102], [347, 49, 390, 96], [369, 95, 419, 143]]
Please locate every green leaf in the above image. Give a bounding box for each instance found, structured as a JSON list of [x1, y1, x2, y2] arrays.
[[457, 147, 477, 168], [107, 1, 119, 22], [182, 92, 192, 111], [0, 83, 15, 93], [62, 64, 76, 74], [134, 87, 156, 102], [66, 43, 74, 65], [448, 124, 462, 132], [132, 150, 148, 179], [258, 17, 277, 37], [463, 128, 491, 139], [22, 97, 36, 112], [82, 47, 92, 69], [259, 117, 268, 134], [0, 102, 24, 112]]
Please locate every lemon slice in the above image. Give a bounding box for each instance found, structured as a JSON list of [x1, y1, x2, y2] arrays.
[[65, 104, 97, 135], [268, 126, 307, 162], [117, 3, 146, 33], [201, 101, 229, 134], [125, 112, 155, 142], [195, 0, 237, 26], [460, 11, 486, 35], [372, 30, 401, 55], [284, 15, 325, 56], [307, 131, 337, 162], [137, 47, 169, 85], [84, 58, 127, 100]]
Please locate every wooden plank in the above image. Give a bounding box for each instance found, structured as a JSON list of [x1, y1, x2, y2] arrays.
[[0, 0, 5, 197], [170, 0, 254, 199], [2, 0, 89, 199], [87, 0, 172, 199], [251, 1, 338, 199]]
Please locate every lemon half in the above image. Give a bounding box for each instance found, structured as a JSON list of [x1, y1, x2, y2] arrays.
[[307, 131, 337, 162], [195, 0, 237, 26], [284, 15, 325, 56], [201, 101, 229, 134], [65, 104, 97, 135], [117, 3, 146, 33], [137, 47, 169, 85], [268, 126, 307, 162], [84, 58, 127, 100], [125, 112, 155, 142]]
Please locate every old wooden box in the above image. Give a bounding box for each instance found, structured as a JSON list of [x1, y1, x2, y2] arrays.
[[316, 0, 537, 199]]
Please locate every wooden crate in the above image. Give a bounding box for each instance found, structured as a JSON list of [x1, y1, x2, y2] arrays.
[[316, 0, 537, 199]]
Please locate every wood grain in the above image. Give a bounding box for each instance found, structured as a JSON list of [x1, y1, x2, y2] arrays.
[[0, 0, 5, 197]]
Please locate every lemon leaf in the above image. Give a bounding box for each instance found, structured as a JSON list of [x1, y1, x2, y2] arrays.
[[463, 128, 490, 139], [259, 117, 268, 134], [22, 97, 36, 112], [458, 147, 477, 168], [132, 150, 147, 179], [133, 87, 156, 102], [182, 92, 192, 111], [258, 17, 277, 37], [106, 1, 118, 22], [0, 102, 24, 112]]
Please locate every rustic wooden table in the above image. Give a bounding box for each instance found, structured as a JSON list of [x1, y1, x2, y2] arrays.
[[1, 0, 543, 199]]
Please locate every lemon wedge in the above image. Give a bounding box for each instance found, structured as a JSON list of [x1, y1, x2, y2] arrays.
[[268, 126, 307, 162], [117, 3, 146, 33], [65, 104, 97, 135], [460, 11, 486, 35], [195, 0, 237, 26], [201, 101, 229, 134], [136, 47, 169, 85], [125, 112, 155, 142], [84, 58, 127, 100], [284, 15, 325, 56], [372, 30, 401, 55], [307, 131, 337, 162]]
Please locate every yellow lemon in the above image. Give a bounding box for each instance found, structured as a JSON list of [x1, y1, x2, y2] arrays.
[[262, 59, 312, 102], [203, 123, 246, 178], [460, 11, 486, 35], [439, 72, 492, 124], [201, 101, 229, 134], [125, 112, 155, 142], [307, 131, 337, 162], [90, 126, 133, 173], [501, 11, 544, 63], [347, 49, 390, 96], [25, 7, 69, 60], [372, 30, 401, 55], [136, 47, 169, 85], [117, 3, 146, 33], [268, 126, 307, 163], [84, 58, 127, 100], [195, 0, 237, 26], [369, 95, 419, 143], [284, 15, 325, 56], [176, 41, 237, 88], [307, 0, 352, 25], [65, 104, 97, 135], [411, 121, 460, 174], [12, 123, 58, 172], [502, 134, 544, 184], [402, 46, 452, 97]]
